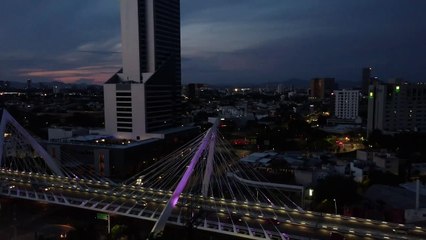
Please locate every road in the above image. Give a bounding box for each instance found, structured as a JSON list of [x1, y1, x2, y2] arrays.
[[0, 169, 425, 240]]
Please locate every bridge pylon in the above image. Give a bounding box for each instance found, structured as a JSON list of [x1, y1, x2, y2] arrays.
[[148, 118, 219, 239], [0, 108, 64, 176]]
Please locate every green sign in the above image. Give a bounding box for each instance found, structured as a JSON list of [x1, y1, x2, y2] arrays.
[[97, 213, 109, 221]]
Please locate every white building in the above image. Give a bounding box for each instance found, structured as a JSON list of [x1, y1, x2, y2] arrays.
[[349, 162, 365, 183], [104, 0, 181, 140], [334, 90, 359, 120]]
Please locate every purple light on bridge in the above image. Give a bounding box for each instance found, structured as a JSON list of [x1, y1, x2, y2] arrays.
[[170, 157, 198, 206], [169, 131, 213, 208], [150, 120, 218, 235], [172, 196, 179, 207]]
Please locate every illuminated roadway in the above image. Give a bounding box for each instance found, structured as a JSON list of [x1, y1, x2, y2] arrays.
[[0, 169, 425, 240]]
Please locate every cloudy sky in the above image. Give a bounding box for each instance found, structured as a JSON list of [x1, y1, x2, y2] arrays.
[[0, 0, 425, 85]]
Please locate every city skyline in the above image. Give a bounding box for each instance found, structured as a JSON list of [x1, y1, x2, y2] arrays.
[[0, 0, 425, 85]]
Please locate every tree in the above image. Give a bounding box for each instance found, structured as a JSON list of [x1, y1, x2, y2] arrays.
[[364, 170, 403, 187], [313, 175, 359, 213], [109, 225, 129, 240]]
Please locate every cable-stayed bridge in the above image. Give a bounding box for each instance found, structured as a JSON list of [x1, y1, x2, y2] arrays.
[[0, 109, 425, 240]]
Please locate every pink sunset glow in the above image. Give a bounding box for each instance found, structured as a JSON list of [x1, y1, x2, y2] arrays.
[[19, 65, 120, 84]]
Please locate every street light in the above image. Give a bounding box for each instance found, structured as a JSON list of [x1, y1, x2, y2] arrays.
[[333, 199, 337, 215]]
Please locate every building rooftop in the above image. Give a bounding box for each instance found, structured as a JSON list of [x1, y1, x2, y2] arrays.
[[151, 125, 198, 135], [365, 184, 426, 210], [240, 152, 277, 166], [47, 134, 161, 149], [281, 152, 304, 165], [400, 182, 426, 196]]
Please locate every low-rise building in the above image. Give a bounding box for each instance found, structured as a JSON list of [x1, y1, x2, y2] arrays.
[[365, 184, 426, 223], [240, 151, 277, 167], [411, 163, 426, 176], [373, 153, 400, 175], [356, 150, 401, 175], [348, 162, 365, 183], [45, 126, 199, 179]]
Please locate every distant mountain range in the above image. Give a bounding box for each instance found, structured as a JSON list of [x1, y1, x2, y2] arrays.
[[0, 80, 101, 90], [2, 78, 361, 90], [206, 78, 361, 89]]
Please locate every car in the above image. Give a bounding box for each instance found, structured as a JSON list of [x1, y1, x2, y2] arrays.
[[392, 228, 408, 234]]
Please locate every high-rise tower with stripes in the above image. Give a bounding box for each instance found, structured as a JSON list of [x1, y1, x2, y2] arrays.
[[104, 0, 181, 140]]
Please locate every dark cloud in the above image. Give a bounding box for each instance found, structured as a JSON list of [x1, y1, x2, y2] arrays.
[[0, 0, 425, 85], [0, 0, 120, 83], [181, 0, 426, 84]]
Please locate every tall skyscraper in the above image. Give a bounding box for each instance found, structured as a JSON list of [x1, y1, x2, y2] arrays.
[[187, 83, 204, 101], [310, 78, 335, 99], [26, 79, 32, 90], [367, 82, 426, 134], [104, 0, 181, 140], [361, 67, 372, 96]]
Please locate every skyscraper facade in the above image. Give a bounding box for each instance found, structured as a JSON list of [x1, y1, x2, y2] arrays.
[[361, 67, 372, 96], [334, 90, 359, 120], [367, 82, 426, 134], [104, 0, 181, 140], [310, 78, 335, 99]]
